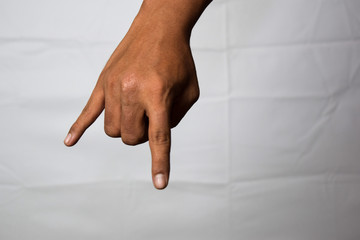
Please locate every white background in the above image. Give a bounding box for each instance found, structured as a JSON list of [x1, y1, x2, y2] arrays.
[[1, 0, 360, 239]]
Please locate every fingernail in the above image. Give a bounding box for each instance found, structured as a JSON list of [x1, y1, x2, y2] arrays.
[[154, 174, 167, 189], [64, 133, 72, 145]]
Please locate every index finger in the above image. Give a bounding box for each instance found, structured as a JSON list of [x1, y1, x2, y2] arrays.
[[147, 107, 171, 190]]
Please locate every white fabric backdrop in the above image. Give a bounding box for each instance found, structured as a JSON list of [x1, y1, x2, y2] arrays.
[[1, 0, 360, 239]]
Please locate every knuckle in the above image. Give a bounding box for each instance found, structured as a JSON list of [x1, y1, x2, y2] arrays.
[[80, 104, 94, 120], [103, 71, 121, 94], [120, 73, 138, 94], [106, 81, 119, 95], [190, 83, 200, 104], [170, 119, 180, 129], [144, 74, 167, 98], [149, 130, 170, 145], [106, 70, 118, 82], [104, 126, 121, 138], [70, 121, 82, 133], [152, 78, 167, 95], [121, 133, 144, 146]]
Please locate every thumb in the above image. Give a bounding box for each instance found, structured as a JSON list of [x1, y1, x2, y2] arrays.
[[148, 108, 171, 190], [64, 87, 104, 146]]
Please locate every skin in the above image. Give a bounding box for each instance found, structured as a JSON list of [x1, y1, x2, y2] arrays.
[[64, 0, 212, 189]]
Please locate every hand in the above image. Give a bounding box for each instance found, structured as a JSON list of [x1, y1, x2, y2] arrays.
[[63, 0, 208, 189]]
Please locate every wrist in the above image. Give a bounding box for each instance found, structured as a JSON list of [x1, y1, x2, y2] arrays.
[[135, 0, 212, 39]]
